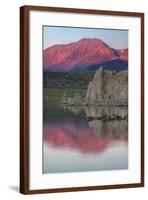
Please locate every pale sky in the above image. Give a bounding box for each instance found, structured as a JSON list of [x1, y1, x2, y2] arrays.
[[43, 26, 128, 50]]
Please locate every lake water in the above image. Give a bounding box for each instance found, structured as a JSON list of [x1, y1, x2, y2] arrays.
[[43, 103, 128, 173]]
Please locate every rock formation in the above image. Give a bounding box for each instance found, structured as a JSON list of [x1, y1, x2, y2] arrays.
[[61, 93, 84, 106], [61, 68, 128, 106], [85, 68, 128, 106]]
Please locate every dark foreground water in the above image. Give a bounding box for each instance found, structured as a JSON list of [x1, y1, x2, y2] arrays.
[[43, 103, 128, 173]]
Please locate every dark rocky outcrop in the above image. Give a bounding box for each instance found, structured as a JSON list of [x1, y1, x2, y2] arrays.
[[85, 106, 128, 121], [61, 105, 128, 121]]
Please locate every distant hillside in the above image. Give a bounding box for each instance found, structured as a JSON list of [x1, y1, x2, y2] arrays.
[[43, 38, 128, 72], [86, 59, 128, 72], [43, 71, 95, 88]]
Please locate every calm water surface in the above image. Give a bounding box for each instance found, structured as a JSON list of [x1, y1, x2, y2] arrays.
[[43, 103, 128, 173]]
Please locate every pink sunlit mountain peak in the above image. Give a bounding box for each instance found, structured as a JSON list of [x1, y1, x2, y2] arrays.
[[43, 38, 128, 72]]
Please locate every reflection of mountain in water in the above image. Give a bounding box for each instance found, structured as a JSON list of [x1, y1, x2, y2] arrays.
[[44, 106, 127, 154]]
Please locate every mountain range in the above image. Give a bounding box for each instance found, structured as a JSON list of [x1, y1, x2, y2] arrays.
[[43, 38, 128, 72]]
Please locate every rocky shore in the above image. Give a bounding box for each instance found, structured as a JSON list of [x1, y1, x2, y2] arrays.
[[61, 105, 128, 121], [60, 68, 128, 120], [61, 68, 128, 107]]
